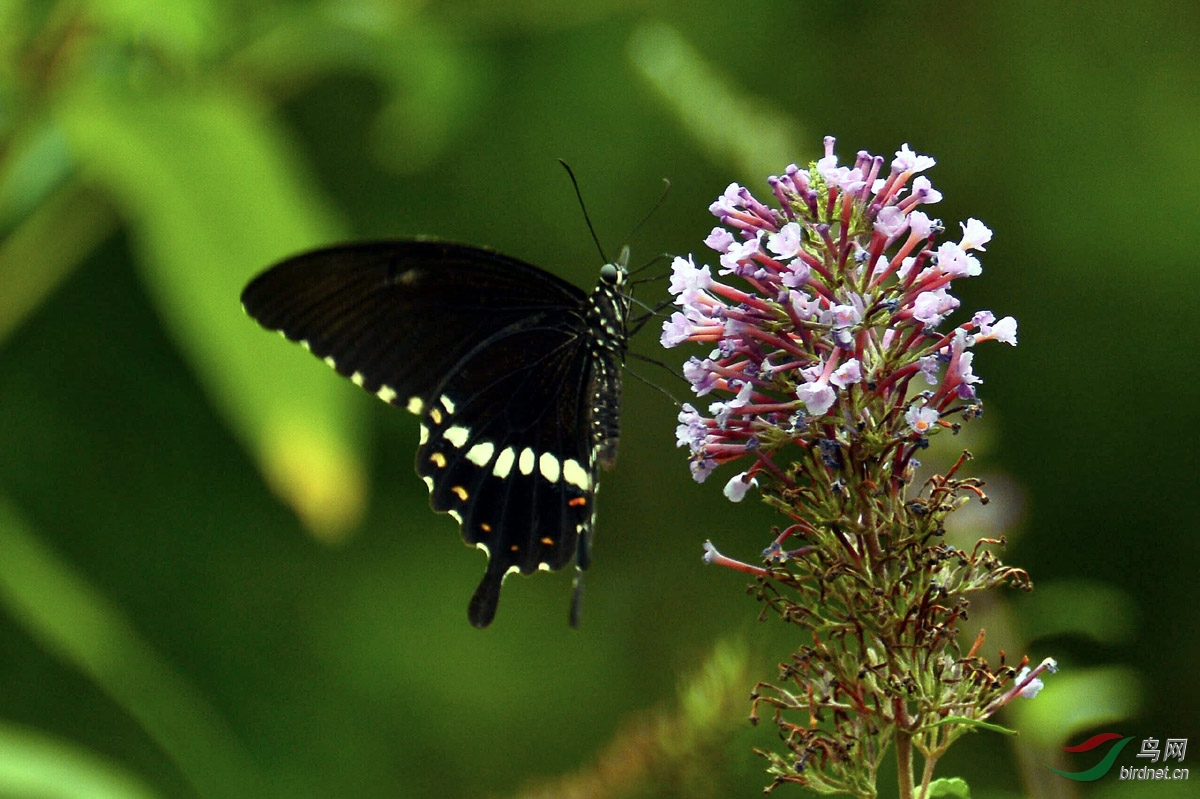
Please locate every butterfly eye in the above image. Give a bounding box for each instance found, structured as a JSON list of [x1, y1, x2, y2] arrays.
[[600, 263, 620, 284]]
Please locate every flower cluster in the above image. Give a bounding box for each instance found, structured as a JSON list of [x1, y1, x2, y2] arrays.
[[663, 138, 1047, 798], [664, 137, 1016, 503]]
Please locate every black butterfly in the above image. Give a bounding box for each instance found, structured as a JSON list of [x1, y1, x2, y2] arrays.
[[241, 240, 631, 628]]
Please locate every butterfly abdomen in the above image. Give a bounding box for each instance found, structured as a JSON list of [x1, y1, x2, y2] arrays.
[[586, 266, 632, 471]]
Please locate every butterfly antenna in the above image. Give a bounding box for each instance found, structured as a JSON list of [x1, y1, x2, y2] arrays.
[[628, 296, 675, 334], [558, 159, 609, 264], [629, 252, 672, 280], [626, 359, 684, 404], [628, 296, 659, 319], [630, 270, 669, 286], [624, 178, 672, 248]]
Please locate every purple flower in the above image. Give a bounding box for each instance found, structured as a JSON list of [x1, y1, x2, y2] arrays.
[[719, 237, 761, 274], [892, 143, 936, 174], [822, 303, 862, 330], [911, 288, 960, 326], [959, 218, 992, 251], [933, 242, 981, 278], [660, 312, 694, 348], [709, 182, 747, 216], [668, 255, 713, 294], [955, 351, 980, 386], [788, 290, 820, 320], [781, 260, 811, 288], [874, 205, 909, 239], [661, 136, 1017, 493], [918, 355, 941, 385], [830, 359, 862, 388], [794, 355, 847, 416], [905, 405, 940, 434], [908, 210, 935, 238], [797, 381, 837, 417], [676, 404, 705, 448], [705, 227, 735, 253], [683, 356, 719, 395], [690, 457, 716, 483], [767, 222, 804, 259], [974, 311, 1018, 345], [672, 139, 1040, 796], [908, 176, 943, 207]]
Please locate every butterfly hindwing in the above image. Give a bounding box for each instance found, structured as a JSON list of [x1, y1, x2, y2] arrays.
[[241, 240, 629, 627], [413, 308, 599, 627]]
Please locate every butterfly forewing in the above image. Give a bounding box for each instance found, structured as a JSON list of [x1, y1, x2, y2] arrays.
[[241, 240, 629, 628], [241, 242, 587, 400]]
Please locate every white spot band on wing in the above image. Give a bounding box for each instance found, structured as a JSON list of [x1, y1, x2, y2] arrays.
[[493, 447, 515, 478], [539, 452, 560, 483], [444, 425, 470, 449], [562, 459, 590, 490], [466, 441, 495, 467]]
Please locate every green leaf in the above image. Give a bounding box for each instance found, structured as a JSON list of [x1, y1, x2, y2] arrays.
[[927, 777, 971, 799], [0, 720, 163, 799], [80, 0, 219, 62], [0, 118, 75, 229], [53, 78, 367, 540], [235, 10, 479, 174], [0, 182, 116, 345], [628, 21, 805, 180], [0, 495, 262, 798], [927, 716, 1018, 736]]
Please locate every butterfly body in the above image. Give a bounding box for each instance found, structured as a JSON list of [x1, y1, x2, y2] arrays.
[[241, 240, 630, 627]]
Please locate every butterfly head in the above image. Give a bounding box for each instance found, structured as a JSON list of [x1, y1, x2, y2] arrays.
[[599, 245, 631, 288]]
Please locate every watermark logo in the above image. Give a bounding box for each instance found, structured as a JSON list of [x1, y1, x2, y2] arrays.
[[1046, 733, 1134, 781], [1047, 732, 1188, 782]]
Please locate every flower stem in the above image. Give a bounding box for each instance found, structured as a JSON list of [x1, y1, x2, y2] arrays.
[[896, 728, 915, 799]]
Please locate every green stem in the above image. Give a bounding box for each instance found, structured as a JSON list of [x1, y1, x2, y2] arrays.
[[919, 750, 939, 799]]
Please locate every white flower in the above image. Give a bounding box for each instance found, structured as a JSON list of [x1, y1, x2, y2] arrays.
[[723, 471, 757, 502]]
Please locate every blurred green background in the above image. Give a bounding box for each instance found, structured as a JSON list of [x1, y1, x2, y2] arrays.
[[0, 1, 1196, 797]]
